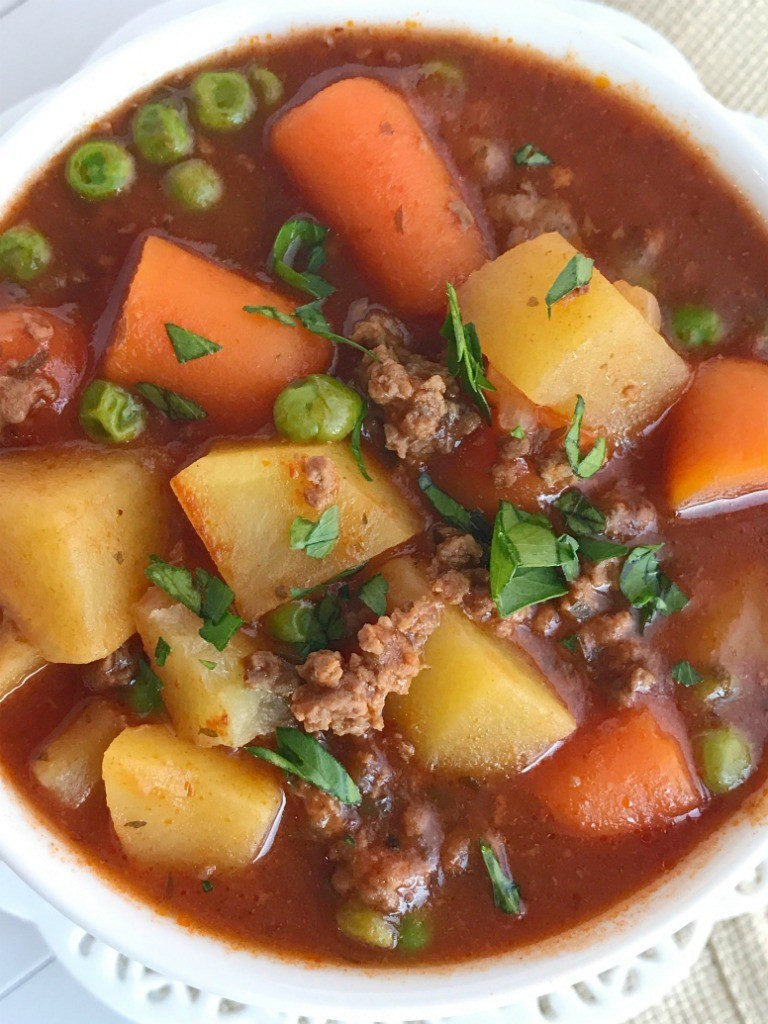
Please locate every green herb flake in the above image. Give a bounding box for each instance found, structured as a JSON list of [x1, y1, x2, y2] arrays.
[[672, 660, 704, 687], [199, 659, 217, 670], [490, 502, 569, 617], [440, 282, 495, 421], [545, 253, 594, 318], [316, 592, 345, 644], [553, 488, 606, 536], [341, 833, 356, 847], [351, 400, 372, 481], [201, 880, 214, 893], [290, 505, 340, 560], [269, 217, 335, 300], [246, 727, 361, 805], [129, 658, 164, 715], [154, 637, 171, 667], [242, 304, 296, 327], [418, 471, 491, 545], [514, 143, 552, 166], [145, 557, 242, 651], [561, 634, 579, 653], [358, 574, 389, 617], [165, 323, 222, 364], [509, 425, 526, 439], [135, 382, 207, 421], [557, 534, 580, 582], [245, 301, 376, 359], [479, 841, 522, 915], [199, 609, 244, 651], [578, 536, 628, 563], [619, 544, 688, 628], [564, 395, 607, 479], [146, 557, 202, 614]]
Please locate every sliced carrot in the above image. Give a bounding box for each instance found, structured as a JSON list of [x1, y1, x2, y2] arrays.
[[532, 706, 701, 837], [665, 357, 768, 511], [102, 234, 331, 432], [270, 77, 490, 316]]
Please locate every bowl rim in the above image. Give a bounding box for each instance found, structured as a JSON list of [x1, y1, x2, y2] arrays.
[[1, 0, 768, 1018]]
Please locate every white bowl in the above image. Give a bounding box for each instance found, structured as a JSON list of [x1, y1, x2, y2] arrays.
[[1, 1, 768, 1020]]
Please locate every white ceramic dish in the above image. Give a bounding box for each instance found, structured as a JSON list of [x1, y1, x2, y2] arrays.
[[1, 1, 768, 1021]]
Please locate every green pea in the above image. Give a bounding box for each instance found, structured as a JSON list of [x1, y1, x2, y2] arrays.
[[79, 380, 147, 443], [336, 901, 397, 949], [695, 726, 752, 794], [66, 140, 136, 201], [133, 102, 194, 165], [163, 159, 223, 212], [250, 66, 284, 107], [191, 71, 256, 131], [273, 374, 364, 443], [672, 304, 723, 348], [397, 909, 433, 952], [0, 225, 52, 283], [265, 600, 319, 645]]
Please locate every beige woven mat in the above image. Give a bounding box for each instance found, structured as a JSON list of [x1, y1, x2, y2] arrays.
[[602, 4, 768, 1021]]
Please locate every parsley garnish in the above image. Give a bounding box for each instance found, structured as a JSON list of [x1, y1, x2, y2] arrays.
[[165, 323, 221, 364], [244, 301, 375, 358], [418, 472, 491, 546], [509, 425, 526, 439], [619, 544, 688, 628], [564, 395, 606, 479], [578, 536, 628, 562], [358, 574, 389, 617], [441, 282, 495, 422], [269, 217, 335, 299], [672, 660, 703, 687], [129, 658, 164, 715], [351, 399, 372, 481], [545, 254, 594, 318], [201, 880, 214, 893], [290, 505, 340, 560], [489, 501, 570, 617], [557, 534, 580, 582], [514, 143, 552, 166], [154, 637, 171, 667], [289, 563, 368, 599], [145, 558, 243, 651], [561, 634, 579, 652], [479, 841, 522, 915], [553, 488, 606, 536], [135, 382, 207, 421], [247, 727, 361, 805], [199, 659, 217, 670]]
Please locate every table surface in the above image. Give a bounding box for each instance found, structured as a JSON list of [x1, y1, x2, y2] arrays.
[[1, 2, 767, 1023]]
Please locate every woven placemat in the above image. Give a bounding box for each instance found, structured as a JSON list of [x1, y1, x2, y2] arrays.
[[605, 3, 768, 1021]]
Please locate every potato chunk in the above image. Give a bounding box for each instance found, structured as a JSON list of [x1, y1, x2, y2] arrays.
[[172, 441, 420, 621], [32, 699, 126, 808], [133, 588, 291, 747], [0, 449, 169, 663], [103, 725, 283, 872], [457, 232, 689, 436], [383, 557, 576, 775], [0, 616, 45, 700]]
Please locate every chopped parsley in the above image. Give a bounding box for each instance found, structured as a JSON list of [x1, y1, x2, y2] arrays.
[[135, 382, 207, 421], [514, 143, 552, 166], [247, 727, 361, 805], [672, 660, 704, 687], [490, 501, 570, 617], [269, 217, 335, 300], [553, 488, 606, 536], [201, 880, 214, 893], [560, 634, 579, 653], [577, 536, 628, 563], [564, 395, 607, 479], [619, 544, 688, 628], [145, 557, 243, 651], [154, 637, 171, 667], [358, 574, 389, 617], [418, 471, 491, 546], [290, 505, 340, 560], [557, 534, 580, 582], [129, 658, 164, 715], [479, 841, 522, 915], [441, 282, 495, 421], [350, 399, 372, 482], [165, 323, 221, 363], [244, 300, 375, 358], [545, 253, 594, 318], [509, 425, 526, 439], [199, 659, 217, 671]]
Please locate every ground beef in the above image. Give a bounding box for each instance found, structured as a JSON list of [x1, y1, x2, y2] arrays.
[[577, 610, 664, 706], [559, 562, 617, 623], [354, 311, 481, 464], [487, 183, 581, 248], [302, 455, 339, 511], [577, 610, 635, 657], [245, 651, 299, 698], [530, 604, 562, 637], [0, 311, 57, 433], [602, 488, 658, 540], [468, 136, 510, 185], [537, 449, 576, 492], [433, 532, 483, 570], [442, 832, 471, 876], [83, 644, 137, 692], [292, 597, 443, 735], [331, 802, 442, 914], [295, 781, 358, 839]]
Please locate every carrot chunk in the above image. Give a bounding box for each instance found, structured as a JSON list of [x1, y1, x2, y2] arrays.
[[270, 77, 490, 316], [102, 234, 331, 432], [666, 357, 768, 511], [532, 706, 701, 837]]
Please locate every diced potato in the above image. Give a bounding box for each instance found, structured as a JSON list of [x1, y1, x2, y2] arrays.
[[133, 588, 291, 747], [171, 441, 420, 621], [457, 232, 690, 436], [103, 725, 284, 872], [0, 616, 45, 700], [0, 449, 169, 663], [383, 557, 576, 775], [32, 699, 126, 808]]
